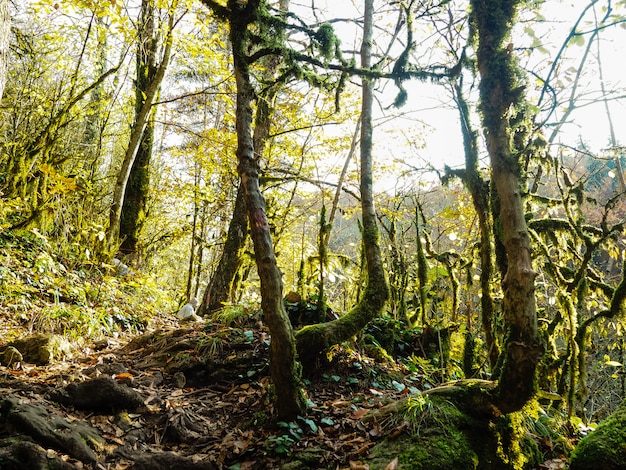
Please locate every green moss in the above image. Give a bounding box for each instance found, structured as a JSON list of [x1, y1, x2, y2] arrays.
[[314, 23, 339, 61], [569, 399, 626, 470], [367, 395, 542, 470], [369, 428, 478, 470]]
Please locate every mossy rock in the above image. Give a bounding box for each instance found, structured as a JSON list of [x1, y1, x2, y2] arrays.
[[569, 398, 626, 470], [368, 427, 479, 469], [4, 334, 71, 365], [366, 396, 541, 470]]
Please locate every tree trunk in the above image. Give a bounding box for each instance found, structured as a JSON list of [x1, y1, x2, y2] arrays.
[[295, 0, 389, 368], [0, 0, 10, 102], [107, 3, 176, 252], [230, 0, 306, 419], [452, 79, 500, 369], [119, 0, 159, 258], [471, 0, 542, 414], [200, 0, 290, 315], [119, 121, 154, 257], [201, 185, 247, 313]]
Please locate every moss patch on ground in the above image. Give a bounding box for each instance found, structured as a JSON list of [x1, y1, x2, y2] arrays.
[[569, 398, 626, 470], [366, 396, 542, 470]]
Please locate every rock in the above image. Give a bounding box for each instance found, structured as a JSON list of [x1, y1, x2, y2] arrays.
[[0, 440, 80, 470], [49, 376, 145, 412], [177, 298, 200, 320], [569, 398, 626, 470], [179, 313, 203, 323], [6, 334, 71, 365], [1, 347, 22, 368], [284, 291, 301, 303], [113, 258, 131, 276], [0, 397, 103, 467]]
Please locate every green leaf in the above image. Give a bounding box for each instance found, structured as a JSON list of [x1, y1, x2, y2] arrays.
[[300, 417, 318, 433], [392, 380, 406, 392], [569, 34, 585, 47]]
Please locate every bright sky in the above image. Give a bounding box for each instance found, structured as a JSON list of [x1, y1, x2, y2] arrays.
[[292, 0, 626, 185]]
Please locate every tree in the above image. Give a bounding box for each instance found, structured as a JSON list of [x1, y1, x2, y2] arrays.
[[118, 0, 160, 259], [107, 0, 178, 252], [0, 0, 9, 102], [199, 0, 307, 419], [295, 0, 389, 368], [2, 5, 121, 231], [201, 0, 291, 315], [470, 0, 543, 413], [447, 75, 500, 369]]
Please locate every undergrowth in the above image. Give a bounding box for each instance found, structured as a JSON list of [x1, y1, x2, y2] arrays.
[[0, 229, 174, 342]]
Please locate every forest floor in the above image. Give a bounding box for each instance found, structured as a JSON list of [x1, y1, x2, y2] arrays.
[[0, 315, 572, 470], [0, 232, 571, 469], [0, 310, 436, 469]]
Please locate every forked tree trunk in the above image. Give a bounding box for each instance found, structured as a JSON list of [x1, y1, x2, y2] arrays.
[[229, 0, 306, 419], [201, 0, 290, 315], [471, 0, 543, 414], [295, 0, 389, 368]]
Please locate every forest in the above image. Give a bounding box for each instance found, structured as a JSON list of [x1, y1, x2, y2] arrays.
[[0, 0, 626, 468]]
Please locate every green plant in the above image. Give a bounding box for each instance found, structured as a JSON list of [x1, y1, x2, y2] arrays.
[[265, 434, 295, 456], [212, 303, 258, 327]]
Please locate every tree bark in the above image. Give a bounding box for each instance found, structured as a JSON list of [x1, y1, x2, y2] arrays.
[[452, 80, 499, 369], [201, 185, 247, 313], [107, 3, 176, 251], [295, 0, 389, 368], [471, 0, 542, 414], [119, 0, 159, 258], [229, 0, 306, 419], [201, 0, 290, 315]]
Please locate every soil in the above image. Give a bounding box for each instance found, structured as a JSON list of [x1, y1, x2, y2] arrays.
[[0, 315, 421, 470]]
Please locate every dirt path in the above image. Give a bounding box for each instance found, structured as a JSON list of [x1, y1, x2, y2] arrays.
[[0, 319, 413, 469]]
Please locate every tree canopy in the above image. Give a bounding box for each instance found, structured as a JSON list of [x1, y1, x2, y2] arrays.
[[1, 0, 626, 468]]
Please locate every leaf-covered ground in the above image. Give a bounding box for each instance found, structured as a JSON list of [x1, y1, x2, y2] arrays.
[[0, 232, 572, 469]]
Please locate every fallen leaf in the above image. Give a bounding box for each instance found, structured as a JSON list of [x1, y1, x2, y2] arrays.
[[385, 457, 399, 470], [369, 422, 381, 437], [351, 408, 369, 419], [349, 460, 369, 470]]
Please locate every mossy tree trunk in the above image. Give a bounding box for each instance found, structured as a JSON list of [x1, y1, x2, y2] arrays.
[[471, 0, 542, 414], [227, 0, 306, 419], [119, 0, 158, 258], [201, 0, 290, 315], [107, 2, 176, 252], [201, 185, 247, 313], [450, 79, 500, 369], [295, 0, 389, 368]]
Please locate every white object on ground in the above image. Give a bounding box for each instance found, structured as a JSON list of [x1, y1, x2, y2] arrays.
[[177, 297, 199, 319]]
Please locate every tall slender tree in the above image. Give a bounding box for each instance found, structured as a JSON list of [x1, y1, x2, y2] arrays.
[[199, 0, 307, 419], [470, 0, 543, 413], [107, 0, 178, 252], [118, 0, 159, 258], [0, 0, 9, 102], [201, 0, 291, 314], [295, 0, 389, 368]]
